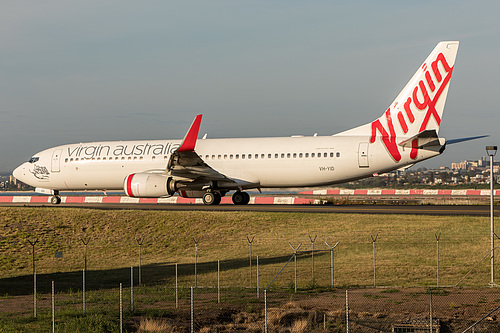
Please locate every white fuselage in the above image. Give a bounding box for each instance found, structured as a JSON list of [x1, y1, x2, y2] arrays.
[[12, 133, 441, 192]]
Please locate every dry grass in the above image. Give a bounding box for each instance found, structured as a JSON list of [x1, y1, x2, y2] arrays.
[[138, 317, 179, 332], [0, 207, 494, 288]]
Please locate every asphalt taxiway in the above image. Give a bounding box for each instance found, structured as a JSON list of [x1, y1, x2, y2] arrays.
[[1, 202, 498, 216]]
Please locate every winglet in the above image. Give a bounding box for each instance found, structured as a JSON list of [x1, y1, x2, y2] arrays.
[[178, 114, 203, 152]]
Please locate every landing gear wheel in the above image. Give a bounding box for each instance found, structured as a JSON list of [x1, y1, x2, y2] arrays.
[[232, 191, 250, 205], [50, 195, 61, 205], [203, 192, 221, 205]]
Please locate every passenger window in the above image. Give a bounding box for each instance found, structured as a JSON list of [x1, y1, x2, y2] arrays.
[[274, 153, 278, 158], [281, 153, 285, 158], [248, 154, 252, 159], [337, 152, 340, 157], [236, 154, 239, 159], [324, 153, 327, 157], [242, 154, 246, 159], [212, 155, 215, 159], [299, 153, 303, 158], [230, 154, 233, 159], [305, 153, 309, 158], [255, 154, 258, 159], [287, 153, 291, 158], [293, 153, 297, 158], [224, 155, 227, 159], [330, 152, 334, 157], [311, 153, 315, 158], [218, 155, 221, 159]]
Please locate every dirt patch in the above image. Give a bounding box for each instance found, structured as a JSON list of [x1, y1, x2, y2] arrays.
[[3, 287, 500, 332]]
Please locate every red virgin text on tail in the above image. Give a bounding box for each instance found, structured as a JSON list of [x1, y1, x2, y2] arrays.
[[370, 52, 454, 162]]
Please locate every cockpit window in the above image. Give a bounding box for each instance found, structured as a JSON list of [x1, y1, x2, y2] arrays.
[[28, 157, 39, 164]]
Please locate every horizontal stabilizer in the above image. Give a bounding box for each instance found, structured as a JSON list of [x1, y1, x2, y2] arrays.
[[399, 130, 443, 149], [446, 135, 489, 145]]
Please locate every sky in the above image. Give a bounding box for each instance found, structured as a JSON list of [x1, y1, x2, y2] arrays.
[[1, 1, 500, 172]]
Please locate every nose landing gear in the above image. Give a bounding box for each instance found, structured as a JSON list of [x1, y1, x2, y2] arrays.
[[50, 190, 61, 205]]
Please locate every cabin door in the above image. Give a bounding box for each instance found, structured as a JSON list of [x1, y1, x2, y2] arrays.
[[358, 143, 369, 168]]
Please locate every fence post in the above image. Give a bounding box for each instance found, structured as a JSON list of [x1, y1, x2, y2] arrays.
[[256, 255, 259, 297], [80, 233, 90, 274], [52, 281, 55, 333], [430, 289, 433, 333], [309, 236, 317, 287], [247, 236, 255, 288], [325, 241, 340, 288], [193, 237, 199, 288], [175, 263, 178, 308], [191, 286, 194, 333], [120, 283, 123, 333], [83, 269, 86, 314], [264, 289, 268, 333], [218, 259, 220, 304], [289, 243, 302, 292], [435, 232, 441, 287], [346, 290, 349, 333], [28, 238, 38, 318], [130, 266, 134, 311], [371, 234, 378, 287], [135, 235, 144, 286]]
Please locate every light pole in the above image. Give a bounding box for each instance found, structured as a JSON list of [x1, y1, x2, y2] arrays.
[[486, 145, 497, 286]]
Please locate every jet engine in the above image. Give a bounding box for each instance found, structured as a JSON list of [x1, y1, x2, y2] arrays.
[[124, 173, 177, 198]]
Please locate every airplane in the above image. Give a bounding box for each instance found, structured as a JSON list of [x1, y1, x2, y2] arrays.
[[13, 41, 480, 205]]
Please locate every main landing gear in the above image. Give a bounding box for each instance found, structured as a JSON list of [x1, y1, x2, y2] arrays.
[[50, 191, 61, 205], [202, 191, 222, 205], [232, 191, 250, 205], [201, 190, 250, 205]]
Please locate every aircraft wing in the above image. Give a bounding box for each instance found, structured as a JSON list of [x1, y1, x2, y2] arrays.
[[166, 114, 235, 183]]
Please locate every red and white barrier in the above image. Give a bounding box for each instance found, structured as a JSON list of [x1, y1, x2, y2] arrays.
[[1, 189, 498, 205], [0, 196, 319, 205], [300, 189, 500, 196]]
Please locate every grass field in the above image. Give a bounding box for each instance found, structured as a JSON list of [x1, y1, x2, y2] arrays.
[[0, 207, 498, 331], [0, 207, 495, 289]]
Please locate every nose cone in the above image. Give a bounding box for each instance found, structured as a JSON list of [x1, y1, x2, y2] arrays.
[[13, 163, 28, 184]]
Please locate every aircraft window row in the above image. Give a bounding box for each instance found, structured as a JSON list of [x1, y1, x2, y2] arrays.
[[203, 152, 340, 160], [64, 156, 155, 162]]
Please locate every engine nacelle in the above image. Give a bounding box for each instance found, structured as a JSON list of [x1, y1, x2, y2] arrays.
[[124, 173, 177, 198]]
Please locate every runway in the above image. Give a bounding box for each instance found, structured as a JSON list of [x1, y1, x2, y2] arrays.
[[1, 201, 498, 216]]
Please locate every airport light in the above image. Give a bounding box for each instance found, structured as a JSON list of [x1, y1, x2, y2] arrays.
[[486, 145, 497, 286]]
